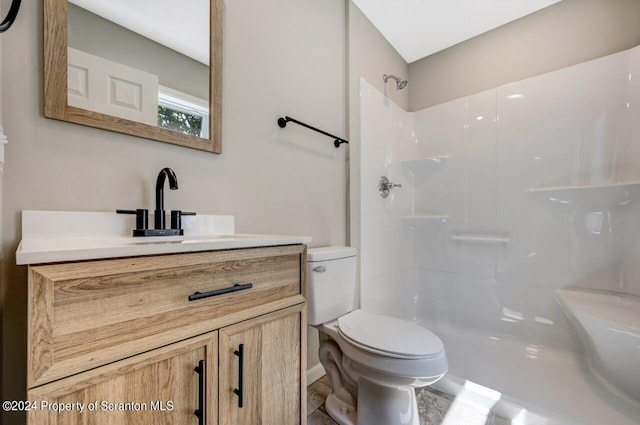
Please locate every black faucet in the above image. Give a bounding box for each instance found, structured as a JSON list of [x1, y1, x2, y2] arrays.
[[117, 167, 195, 236], [155, 167, 178, 230]]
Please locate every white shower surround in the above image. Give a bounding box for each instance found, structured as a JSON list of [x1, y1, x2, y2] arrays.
[[357, 45, 640, 424]]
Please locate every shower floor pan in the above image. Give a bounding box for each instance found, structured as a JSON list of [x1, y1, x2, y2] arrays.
[[418, 320, 640, 425]]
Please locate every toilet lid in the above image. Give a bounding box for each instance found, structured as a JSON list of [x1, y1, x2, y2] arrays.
[[337, 310, 443, 359]]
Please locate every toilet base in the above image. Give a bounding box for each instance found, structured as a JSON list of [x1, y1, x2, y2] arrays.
[[325, 393, 357, 425], [356, 377, 420, 425], [317, 323, 443, 425], [324, 379, 420, 425]]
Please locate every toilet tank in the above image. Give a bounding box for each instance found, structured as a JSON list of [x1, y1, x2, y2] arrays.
[[306, 246, 357, 326]]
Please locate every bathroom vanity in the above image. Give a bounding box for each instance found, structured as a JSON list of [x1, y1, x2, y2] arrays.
[[17, 211, 309, 425]]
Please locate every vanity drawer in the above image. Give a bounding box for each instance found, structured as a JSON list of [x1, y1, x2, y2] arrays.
[[28, 244, 306, 387]]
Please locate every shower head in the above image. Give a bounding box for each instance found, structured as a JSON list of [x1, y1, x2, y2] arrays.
[[383, 74, 408, 90]]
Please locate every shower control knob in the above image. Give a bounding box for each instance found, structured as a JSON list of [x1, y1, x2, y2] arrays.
[[378, 176, 402, 198]]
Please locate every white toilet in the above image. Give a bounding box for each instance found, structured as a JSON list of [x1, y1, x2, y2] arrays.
[[307, 246, 448, 425]]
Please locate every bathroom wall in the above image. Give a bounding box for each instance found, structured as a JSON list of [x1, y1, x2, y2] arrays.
[[347, 2, 408, 113], [68, 4, 209, 100], [359, 44, 640, 351], [409, 0, 640, 110], [0, 0, 346, 420]]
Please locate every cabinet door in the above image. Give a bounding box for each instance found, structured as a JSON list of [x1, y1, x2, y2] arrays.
[[28, 332, 217, 425], [219, 304, 306, 425]]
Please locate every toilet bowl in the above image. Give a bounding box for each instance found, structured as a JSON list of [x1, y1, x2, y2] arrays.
[[307, 247, 448, 425]]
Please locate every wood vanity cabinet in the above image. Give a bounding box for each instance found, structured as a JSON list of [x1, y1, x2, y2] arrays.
[[28, 332, 218, 425], [26, 245, 307, 425], [219, 307, 303, 425]]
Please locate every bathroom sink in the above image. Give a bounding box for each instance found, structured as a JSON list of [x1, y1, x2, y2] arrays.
[[17, 232, 311, 264], [16, 211, 311, 265], [180, 234, 254, 244], [126, 234, 265, 245]]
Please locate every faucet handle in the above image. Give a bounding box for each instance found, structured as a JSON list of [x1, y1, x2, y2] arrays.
[[170, 210, 197, 230], [378, 176, 402, 198], [116, 209, 149, 231]]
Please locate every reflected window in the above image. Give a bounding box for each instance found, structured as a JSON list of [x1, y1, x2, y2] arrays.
[[157, 86, 209, 138]]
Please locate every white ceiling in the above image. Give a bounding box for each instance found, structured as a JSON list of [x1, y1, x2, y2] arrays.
[[69, 0, 210, 65], [352, 0, 562, 63], [70, 0, 561, 67]]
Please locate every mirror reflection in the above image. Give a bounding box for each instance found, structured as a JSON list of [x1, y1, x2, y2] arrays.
[[67, 0, 210, 139]]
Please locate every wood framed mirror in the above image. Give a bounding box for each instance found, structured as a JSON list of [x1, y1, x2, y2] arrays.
[[44, 0, 222, 153]]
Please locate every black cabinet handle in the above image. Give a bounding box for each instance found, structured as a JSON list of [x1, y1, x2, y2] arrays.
[[188, 283, 253, 302], [194, 360, 205, 425], [233, 344, 244, 408]]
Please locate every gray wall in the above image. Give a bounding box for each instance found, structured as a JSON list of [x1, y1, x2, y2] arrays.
[[68, 3, 209, 100], [1, 0, 346, 422], [409, 0, 640, 110], [348, 2, 408, 112]]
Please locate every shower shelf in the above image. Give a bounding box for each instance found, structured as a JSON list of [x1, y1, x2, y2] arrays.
[[401, 155, 449, 185], [401, 214, 448, 222], [528, 182, 640, 209], [450, 233, 510, 244]]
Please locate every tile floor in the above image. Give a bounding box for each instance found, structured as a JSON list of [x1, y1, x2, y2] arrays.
[[307, 376, 340, 425], [307, 376, 511, 425]]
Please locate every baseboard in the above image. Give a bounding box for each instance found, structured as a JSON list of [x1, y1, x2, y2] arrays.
[[306, 362, 326, 385]]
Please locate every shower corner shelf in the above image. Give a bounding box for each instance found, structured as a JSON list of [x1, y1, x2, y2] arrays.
[[528, 181, 640, 209], [401, 155, 449, 185]]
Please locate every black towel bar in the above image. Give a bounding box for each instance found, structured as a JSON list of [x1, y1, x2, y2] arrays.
[[277, 116, 348, 148]]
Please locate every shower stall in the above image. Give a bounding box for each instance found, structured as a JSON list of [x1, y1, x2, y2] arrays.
[[354, 45, 640, 425]]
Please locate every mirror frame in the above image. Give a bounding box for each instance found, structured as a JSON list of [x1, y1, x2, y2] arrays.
[[43, 0, 222, 153]]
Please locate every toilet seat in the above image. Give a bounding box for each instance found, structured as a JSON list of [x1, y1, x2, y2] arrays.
[[337, 310, 444, 359]]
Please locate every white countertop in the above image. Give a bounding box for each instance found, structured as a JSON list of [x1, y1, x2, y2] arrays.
[[16, 211, 311, 265]]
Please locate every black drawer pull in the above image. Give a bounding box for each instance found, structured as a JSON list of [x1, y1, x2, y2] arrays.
[[188, 283, 253, 302], [233, 344, 244, 408], [194, 360, 205, 425]]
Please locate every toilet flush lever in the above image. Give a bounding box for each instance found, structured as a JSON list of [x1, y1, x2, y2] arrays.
[[313, 266, 326, 273], [378, 176, 402, 198]]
